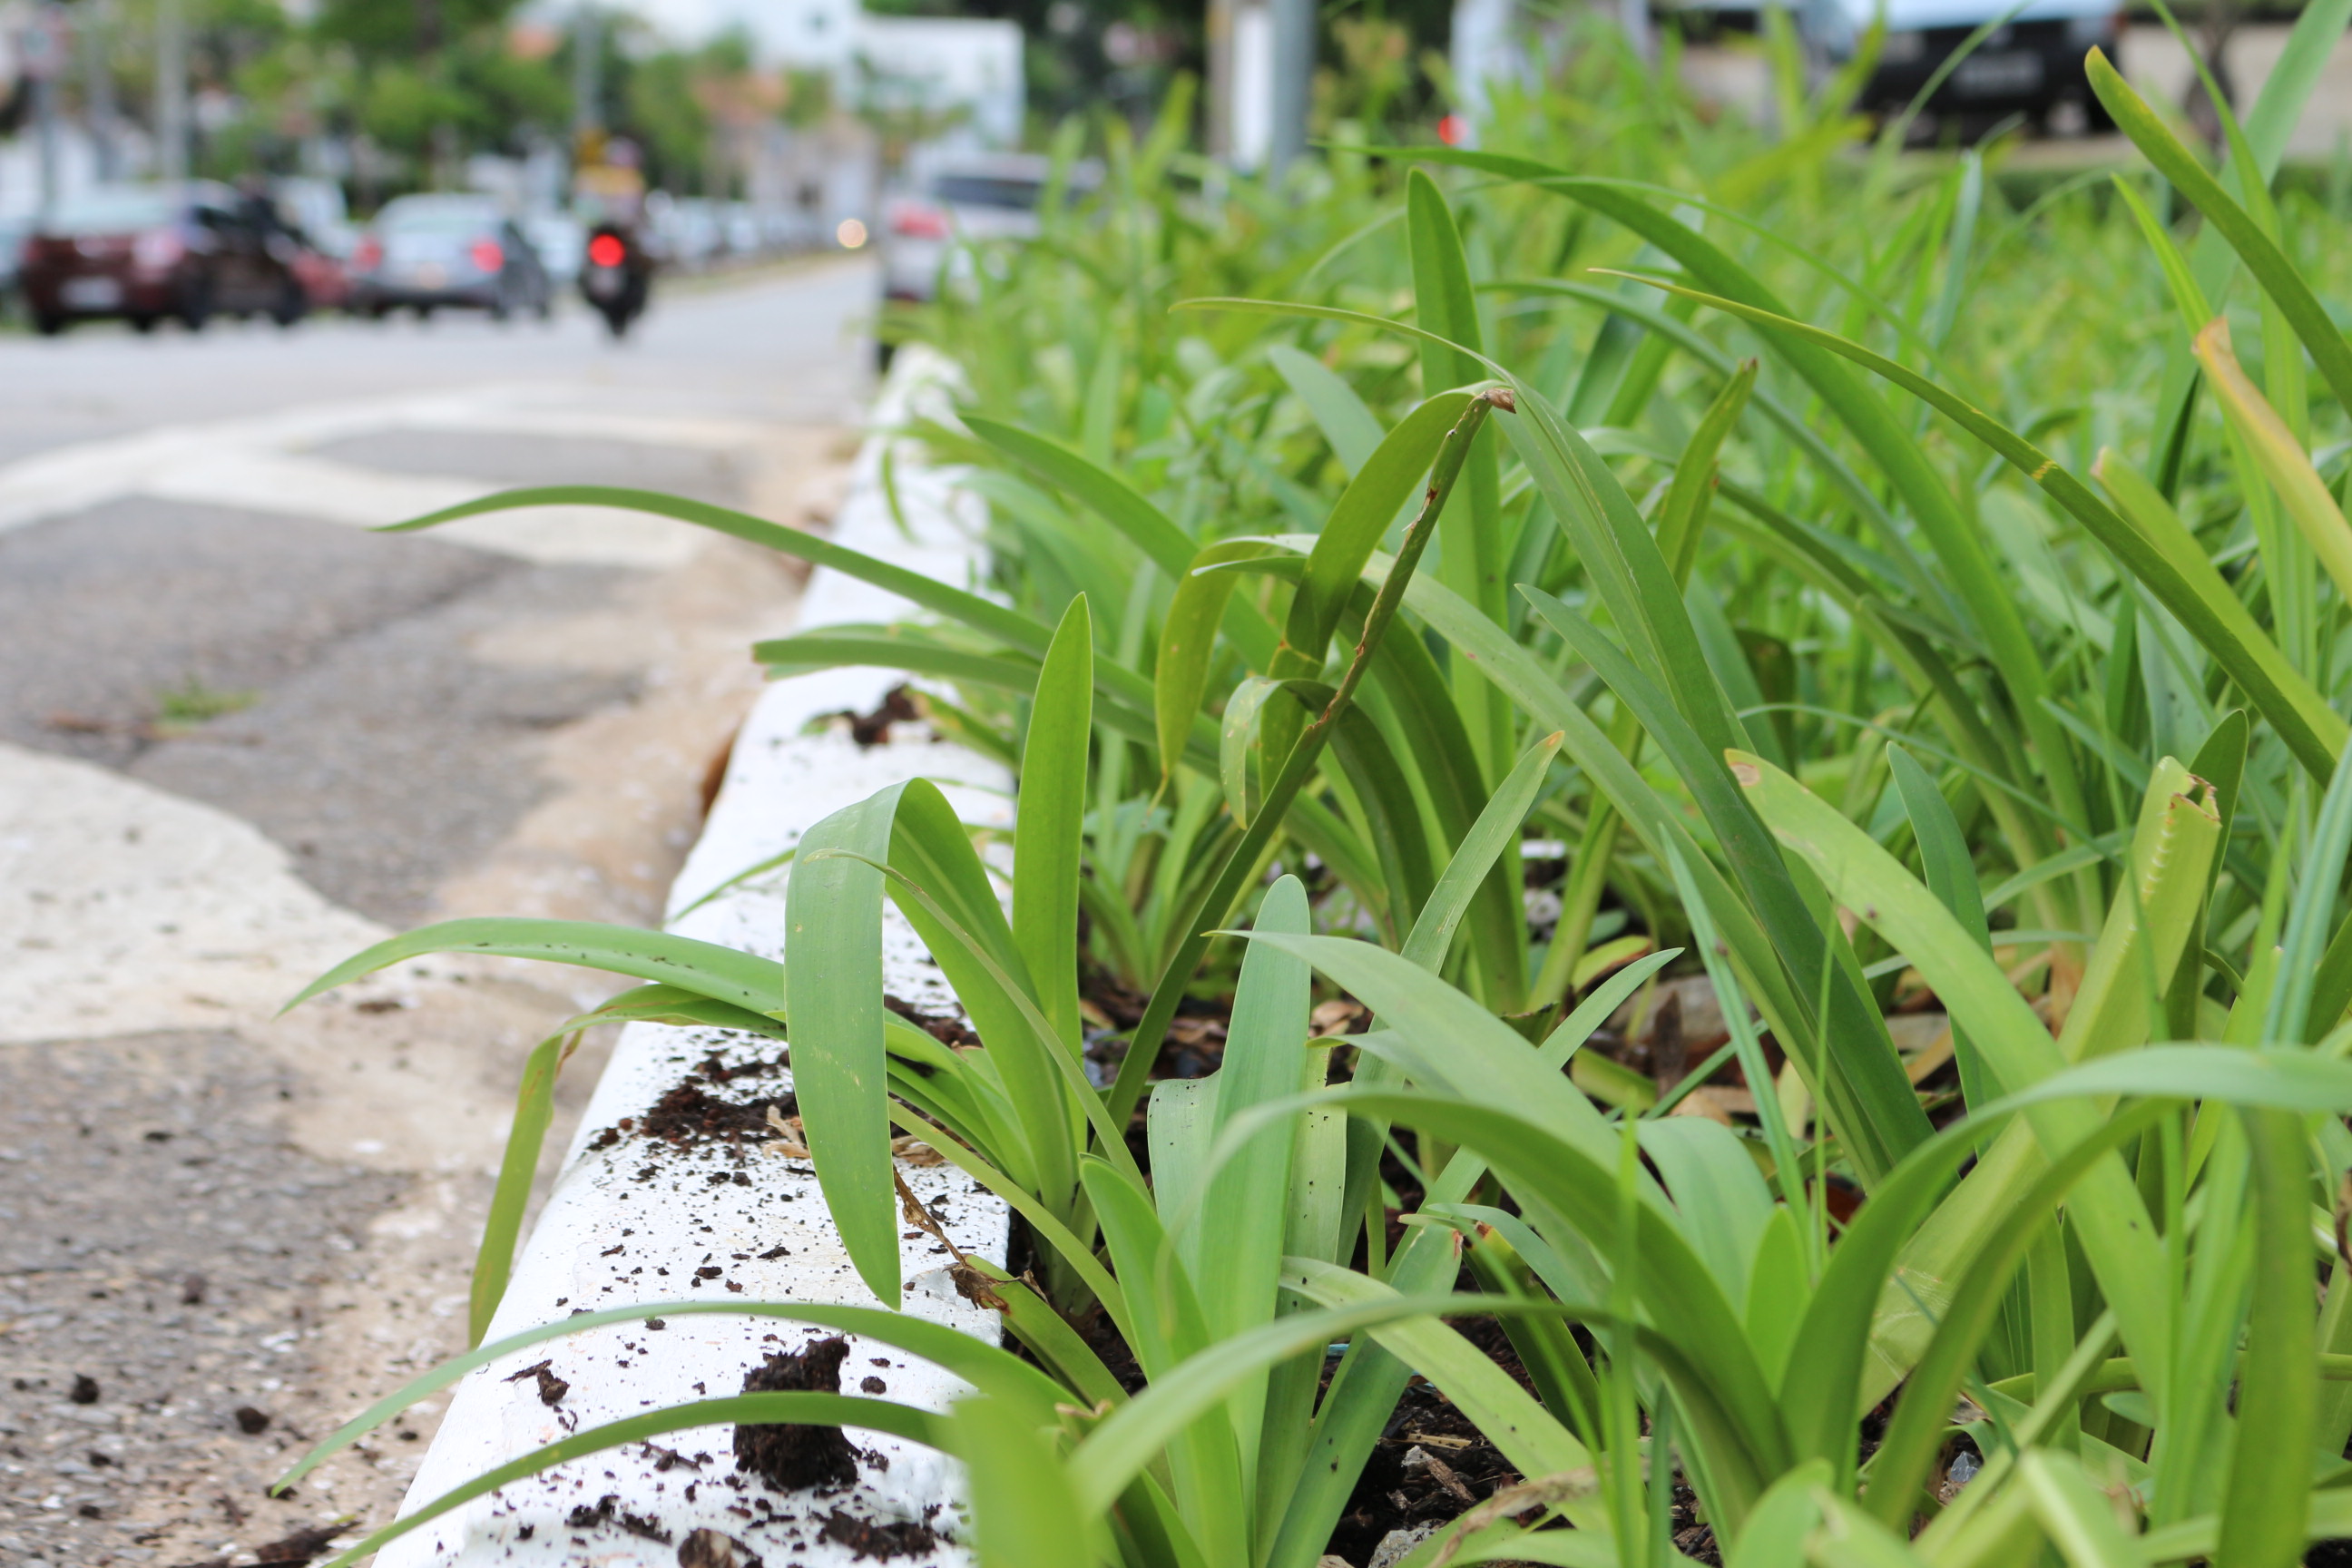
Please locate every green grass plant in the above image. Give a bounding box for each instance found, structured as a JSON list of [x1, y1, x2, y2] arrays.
[[278, 9, 2352, 1564]]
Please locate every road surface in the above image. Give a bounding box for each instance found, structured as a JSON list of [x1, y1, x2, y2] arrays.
[[0, 260, 876, 1567]]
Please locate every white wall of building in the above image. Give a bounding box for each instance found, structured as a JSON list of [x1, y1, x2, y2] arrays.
[[854, 15, 1024, 148]]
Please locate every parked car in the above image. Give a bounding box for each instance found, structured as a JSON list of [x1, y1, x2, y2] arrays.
[[285, 238, 354, 314], [878, 153, 1101, 309], [17, 182, 308, 335], [1803, 0, 2125, 132], [877, 153, 1102, 369], [348, 194, 553, 320]]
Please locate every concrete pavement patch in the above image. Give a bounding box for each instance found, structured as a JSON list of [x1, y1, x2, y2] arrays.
[[0, 741, 397, 1045]]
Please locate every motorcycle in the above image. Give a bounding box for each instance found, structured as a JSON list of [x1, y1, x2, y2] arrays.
[[580, 224, 652, 338]]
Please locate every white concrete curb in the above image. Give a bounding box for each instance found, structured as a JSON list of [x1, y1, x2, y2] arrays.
[[377, 347, 1012, 1566]]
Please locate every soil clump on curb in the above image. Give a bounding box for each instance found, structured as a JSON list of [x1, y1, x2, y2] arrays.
[[734, 1336, 860, 1492]]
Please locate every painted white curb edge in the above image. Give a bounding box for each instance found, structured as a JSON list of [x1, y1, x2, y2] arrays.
[[377, 347, 1014, 1567]]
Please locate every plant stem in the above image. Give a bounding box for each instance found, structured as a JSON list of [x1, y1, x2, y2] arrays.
[[1104, 387, 1515, 1129]]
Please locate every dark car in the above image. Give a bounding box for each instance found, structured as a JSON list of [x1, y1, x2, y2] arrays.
[[349, 195, 552, 321], [1801, 0, 2125, 133], [16, 182, 308, 335]]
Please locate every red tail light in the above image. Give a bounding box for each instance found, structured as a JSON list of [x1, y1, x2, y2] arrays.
[[470, 239, 505, 273], [587, 233, 626, 268], [890, 202, 949, 240], [353, 235, 383, 270]]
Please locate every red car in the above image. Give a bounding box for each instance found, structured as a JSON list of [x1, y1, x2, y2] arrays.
[[17, 182, 308, 335]]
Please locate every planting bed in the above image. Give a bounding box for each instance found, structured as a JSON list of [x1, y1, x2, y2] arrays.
[[281, 23, 2352, 1562]]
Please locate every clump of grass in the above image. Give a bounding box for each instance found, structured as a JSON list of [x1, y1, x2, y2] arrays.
[[152, 677, 259, 733]]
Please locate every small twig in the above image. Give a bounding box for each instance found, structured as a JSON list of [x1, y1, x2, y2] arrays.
[[1430, 1467, 1598, 1568], [760, 1104, 809, 1160], [1421, 1449, 1477, 1505], [893, 1168, 968, 1267], [1108, 386, 1515, 1127]]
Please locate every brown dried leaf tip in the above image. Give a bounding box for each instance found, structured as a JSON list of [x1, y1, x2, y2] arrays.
[[734, 1336, 859, 1492]]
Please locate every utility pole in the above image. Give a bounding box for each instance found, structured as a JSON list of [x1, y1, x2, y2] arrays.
[[155, 0, 189, 182], [1204, 0, 1233, 162], [82, 0, 120, 182], [572, 5, 602, 140], [1266, 0, 1311, 174], [24, 4, 65, 215]]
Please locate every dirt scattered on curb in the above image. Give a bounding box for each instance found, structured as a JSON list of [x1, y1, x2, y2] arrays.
[[564, 1493, 672, 1544], [586, 1051, 794, 1156], [818, 1506, 943, 1559]]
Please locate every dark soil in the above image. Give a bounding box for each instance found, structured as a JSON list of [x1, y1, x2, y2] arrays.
[[501, 1359, 569, 1406], [1078, 974, 1234, 1086], [818, 683, 926, 749], [586, 1051, 793, 1157], [885, 994, 983, 1050], [1325, 1318, 1536, 1564], [564, 1494, 672, 1544], [818, 1506, 944, 1560], [734, 1337, 860, 1493], [250, 1522, 350, 1564]]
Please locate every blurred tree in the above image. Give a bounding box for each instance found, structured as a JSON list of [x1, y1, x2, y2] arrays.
[[616, 28, 763, 195], [311, 0, 516, 60], [301, 0, 566, 184]]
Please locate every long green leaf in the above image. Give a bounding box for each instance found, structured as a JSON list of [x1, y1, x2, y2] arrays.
[[787, 780, 918, 1301], [285, 917, 784, 1015], [2086, 49, 2352, 416], [965, 414, 1200, 578], [1267, 343, 1385, 475], [1611, 271, 2345, 779], [1015, 596, 1093, 1049], [1286, 391, 1475, 664], [955, 1388, 1109, 1568], [469, 1029, 572, 1348], [384, 485, 1055, 654], [1157, 539, 1282, 779], [1732, 750, 2171, 1405]]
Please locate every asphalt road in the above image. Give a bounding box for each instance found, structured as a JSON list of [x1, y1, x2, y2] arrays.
[[0, 261, 876, 1566]]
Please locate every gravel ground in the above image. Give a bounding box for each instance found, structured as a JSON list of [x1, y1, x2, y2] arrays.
[[0, 1031, 410, 1567]]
